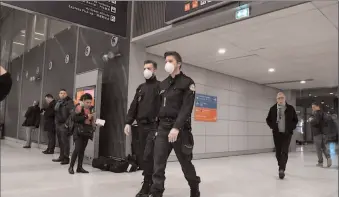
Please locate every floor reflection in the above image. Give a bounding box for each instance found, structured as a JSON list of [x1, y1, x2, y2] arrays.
[[296, 142, 339, 156]]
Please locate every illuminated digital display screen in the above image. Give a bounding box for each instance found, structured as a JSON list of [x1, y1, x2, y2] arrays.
[[75, 86, 96, 107], [165, 1, 227, 24]]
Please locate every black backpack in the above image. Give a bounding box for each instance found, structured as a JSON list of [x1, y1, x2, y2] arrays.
[[321, 112, 329, 128]]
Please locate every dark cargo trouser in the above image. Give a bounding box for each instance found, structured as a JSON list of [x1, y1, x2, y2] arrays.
[[314, 134, 330, 163], [137, 122, 157, 181], [151, 121, 200, 194], [56, 123, 70, 160]]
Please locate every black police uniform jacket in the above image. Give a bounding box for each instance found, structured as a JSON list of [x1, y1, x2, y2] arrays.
[[158, 72, 195, 130], [126, 76, 160, 124]]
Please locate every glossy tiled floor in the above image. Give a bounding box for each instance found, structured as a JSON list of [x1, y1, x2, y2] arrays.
[[1, 141, 338, 197]]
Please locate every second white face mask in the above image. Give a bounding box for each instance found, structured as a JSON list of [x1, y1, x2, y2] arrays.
[[165, 62, 175, 74], [143, 69, 153, 79]]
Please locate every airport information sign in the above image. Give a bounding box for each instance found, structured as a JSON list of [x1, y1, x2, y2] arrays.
[[165, 1, 229, 24], [194, 94, 217, 122], [3, 1, 128, 37]]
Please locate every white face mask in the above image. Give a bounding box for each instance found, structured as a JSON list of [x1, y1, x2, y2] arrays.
[[143, 69, 153, 79], [165, 62, 175, 74]]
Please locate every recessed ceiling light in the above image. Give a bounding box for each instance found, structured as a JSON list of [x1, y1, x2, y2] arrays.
[[330, 93, 334, 95], [308, 93, 312, 97], [300, 80, 306, 84], [218, 48, 226, 54], [314, 96, 317, 98], [268, 68, 275, 72]]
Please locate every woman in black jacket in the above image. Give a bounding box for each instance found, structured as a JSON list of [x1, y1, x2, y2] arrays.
[[68, 93, 95, 174], [22, 101, 41, 148]]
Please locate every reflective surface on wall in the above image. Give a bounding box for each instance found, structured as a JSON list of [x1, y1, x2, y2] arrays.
[[0, 5, 129, 157]]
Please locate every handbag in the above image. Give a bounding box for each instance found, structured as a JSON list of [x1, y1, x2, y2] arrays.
[[76, 123, 95, 138]]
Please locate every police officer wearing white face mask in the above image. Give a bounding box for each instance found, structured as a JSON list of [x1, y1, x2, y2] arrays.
[[124, 60, 160, 197], [150, 51, 200, 197]]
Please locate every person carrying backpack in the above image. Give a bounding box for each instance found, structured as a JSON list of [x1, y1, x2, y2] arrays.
[[309, 102, 332, 167], [68, 93, 95, 174]]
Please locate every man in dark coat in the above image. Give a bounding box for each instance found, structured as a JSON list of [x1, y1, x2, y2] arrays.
[[309, 102, 332, 167], [53, 89, 74, 165], [0, 66, 12, 102], [266, 92, 298, 180], [22, 101, 41, 148], [41, 94, 57, 154]]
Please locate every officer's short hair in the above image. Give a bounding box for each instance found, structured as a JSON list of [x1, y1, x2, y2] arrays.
[[80, 93, 93, 101], [45, 94, 53, 99], [164, 51, 182, 63], [144, 60, 157, 69], [312, 102, 320, 107], [60, 89, 67, 93]]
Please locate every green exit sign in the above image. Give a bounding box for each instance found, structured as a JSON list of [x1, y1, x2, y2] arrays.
[[235, 7, 250, 20]]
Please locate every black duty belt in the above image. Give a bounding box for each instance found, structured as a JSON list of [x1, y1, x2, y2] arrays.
[[159, 117, 176, 122], [137, 119, 156, 124]]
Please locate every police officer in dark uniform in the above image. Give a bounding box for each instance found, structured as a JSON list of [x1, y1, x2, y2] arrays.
[[150, 52, 200, 197], [124, 60, 160, 197]]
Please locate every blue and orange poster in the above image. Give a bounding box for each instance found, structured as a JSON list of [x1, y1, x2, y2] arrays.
[[194, 94, 217, 122]]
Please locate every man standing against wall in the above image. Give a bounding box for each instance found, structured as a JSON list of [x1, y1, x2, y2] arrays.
[[309, 102, 332, 167], [266, 92, 298, 179], [124, 60, 160, 197], [42, 94, 56, 154], [150, 51, 200, 197], [53, 89, 74, 165]]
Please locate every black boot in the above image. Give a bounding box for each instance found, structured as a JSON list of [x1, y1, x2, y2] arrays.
[[77, 167, 89, 173], [60, 158, 70, 165], [43, 149, 54, 154], [190, 186, 200, 197], [68, 167, 74, 175], [52, 157, 63, 162], [279, 169, 285, 180], [136, 180, 152, 197]]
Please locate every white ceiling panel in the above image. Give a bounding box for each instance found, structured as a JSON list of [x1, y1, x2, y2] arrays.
[[206, 8, 337, 51], [147, 3, 338, 90], [312, 1, 338, 9], [319, 3, 339, 28]]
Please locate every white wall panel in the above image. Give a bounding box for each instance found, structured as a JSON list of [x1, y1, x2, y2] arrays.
[[206, 136, 229, 153], [229, 121, 247, 136], [229, 136, 248, 151], [229, 106, 247, 121], [205, 120, 229, 136]]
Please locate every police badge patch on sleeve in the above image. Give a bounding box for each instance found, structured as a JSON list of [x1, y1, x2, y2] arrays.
[[189, 84, 196, 92]]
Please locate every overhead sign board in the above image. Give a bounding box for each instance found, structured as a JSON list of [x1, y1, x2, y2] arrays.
[[2, 1, 128, 37], [165, 1, 230, 24], [235, 5, 250, 20]]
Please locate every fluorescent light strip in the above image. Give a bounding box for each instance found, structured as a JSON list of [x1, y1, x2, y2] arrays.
[[35, 32, 44, 36], [13, 42, 24, 46]]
